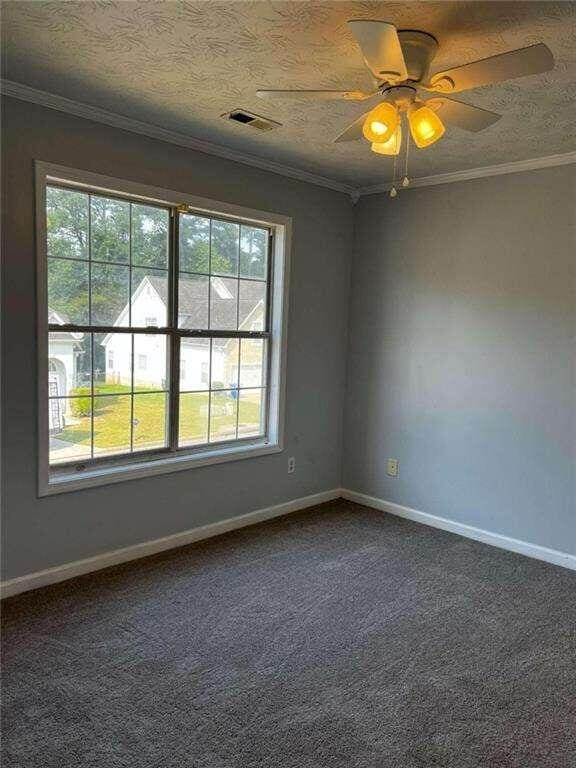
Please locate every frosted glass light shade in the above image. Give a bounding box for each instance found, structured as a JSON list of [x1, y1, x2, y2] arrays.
[[371, 123, 402, 155], [408, 105, 445, 148], [362, 102, 398, 144]]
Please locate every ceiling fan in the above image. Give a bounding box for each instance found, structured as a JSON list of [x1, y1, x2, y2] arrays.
[[257, 20, 554, 194]]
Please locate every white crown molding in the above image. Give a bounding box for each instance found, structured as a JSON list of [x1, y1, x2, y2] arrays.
[[356, 150, 576, 196], [0, 79, 354, 196], [2, 79, 575, 201]]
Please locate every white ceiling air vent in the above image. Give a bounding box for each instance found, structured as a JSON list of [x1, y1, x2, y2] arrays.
[[221, 109, 281, 132]]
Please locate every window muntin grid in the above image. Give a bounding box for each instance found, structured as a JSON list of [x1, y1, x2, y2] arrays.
[[46, 185, 272, 473]]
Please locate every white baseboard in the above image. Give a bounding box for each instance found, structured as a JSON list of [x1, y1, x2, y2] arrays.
[[341, 489, 576, 572], [0, 488, 341, 599], [5, 487, 573, 598]]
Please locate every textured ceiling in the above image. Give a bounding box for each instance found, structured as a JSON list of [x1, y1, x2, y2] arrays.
[[2, 1, 576, 186]]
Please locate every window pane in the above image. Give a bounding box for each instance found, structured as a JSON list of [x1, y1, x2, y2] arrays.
[[131, 267, 168, 327], [239, 279, 266, 331], [209, 390, 237, 443], [179, 392, 209, 447], [48, 258, 89, 326], [180, 338, 210, 391], [90, 196, 130, 264], [131, 204, 169, 268], [47, 187, 88, 261], [94, 332, 131, 394], [238, 389, 265, 438], [133, 393, 168, 451], [180, 214, 210, 273], [134, 334, 167, 391], [49, 397, 92, 465], [46, 186, 275, 471], [91, 263, 130, 326], [49, 331, 91, 398], [211, 219, 239, 277], [209, 277, 238, 330], [93, 394, 131, 457], [240, 339, 266, 388], [179, 274, 209, 329], [211, 338, 238, 391], [240, 225, 267, 280]]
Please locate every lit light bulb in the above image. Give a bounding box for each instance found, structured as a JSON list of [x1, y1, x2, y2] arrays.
[[402, 176, 410, 188], [418, 120, 434, 139], [390, 186, 398, 198], [371, 121, 388, 136], [362, 102, 398, 144], [371, 123, 402, 156], [408, 105, 445, 148]]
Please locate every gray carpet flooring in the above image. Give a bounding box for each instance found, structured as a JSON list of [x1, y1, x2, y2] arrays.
[[2, 500, 575, 768]]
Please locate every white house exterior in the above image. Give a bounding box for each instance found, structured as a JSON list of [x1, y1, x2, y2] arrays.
[[102, 275, 264, 391], [48, 309, 84, 428]]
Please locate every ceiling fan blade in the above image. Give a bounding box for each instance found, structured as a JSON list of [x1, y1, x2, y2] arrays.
[[426, 43, 554, 93], [426, 97, 501, 132], [256, 89, 377, 101], [333, 110, 371, 143], [347, 20, 408, 82]]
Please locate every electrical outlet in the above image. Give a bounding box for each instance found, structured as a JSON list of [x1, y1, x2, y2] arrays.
[[287, 457, 296, 474], [387, 458, 399, 477]]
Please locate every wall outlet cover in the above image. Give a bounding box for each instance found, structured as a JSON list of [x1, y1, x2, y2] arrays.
[[387, 458, 399, 477]]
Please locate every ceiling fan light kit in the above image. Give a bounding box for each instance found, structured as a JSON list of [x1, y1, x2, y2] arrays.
[[407, 105, 446, 148], [362, 101, 398, 143], [371, 122, 402, 156], [256, 19, 554, 197]]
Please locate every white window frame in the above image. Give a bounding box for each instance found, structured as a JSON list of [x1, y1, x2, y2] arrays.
[[36, 161, 291, 496]]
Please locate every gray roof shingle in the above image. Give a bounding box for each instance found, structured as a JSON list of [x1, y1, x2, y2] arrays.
[[146, 275, 265, 330]]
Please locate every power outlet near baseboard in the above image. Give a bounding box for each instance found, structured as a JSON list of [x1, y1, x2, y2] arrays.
[[386, 458, 399, 477], [287, 457, 296, 474]]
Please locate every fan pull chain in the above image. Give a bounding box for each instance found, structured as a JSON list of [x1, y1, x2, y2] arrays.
[[390, 146, 398, 198], [402, 125, 410, 188]]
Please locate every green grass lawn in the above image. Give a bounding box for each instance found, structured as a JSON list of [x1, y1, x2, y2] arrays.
[[59, 384, 262, 454]]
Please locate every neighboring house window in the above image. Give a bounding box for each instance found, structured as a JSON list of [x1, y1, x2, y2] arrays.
[[39, 163, 289, 494]]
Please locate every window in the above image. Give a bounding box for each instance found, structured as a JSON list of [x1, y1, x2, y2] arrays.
[[38, 163, 290, 494]]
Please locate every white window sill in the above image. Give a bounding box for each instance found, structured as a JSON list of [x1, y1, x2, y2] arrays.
[[41, 441, 282, 496]]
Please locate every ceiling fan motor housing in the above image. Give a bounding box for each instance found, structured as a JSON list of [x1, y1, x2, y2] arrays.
[[397, 30, 439, 83], [384, 85, 417, 110]]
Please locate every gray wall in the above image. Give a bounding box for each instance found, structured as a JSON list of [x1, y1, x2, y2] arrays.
[[343, 166, 576, 555], [1, 97, 353, 580], [3, 95, 575, 582]]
